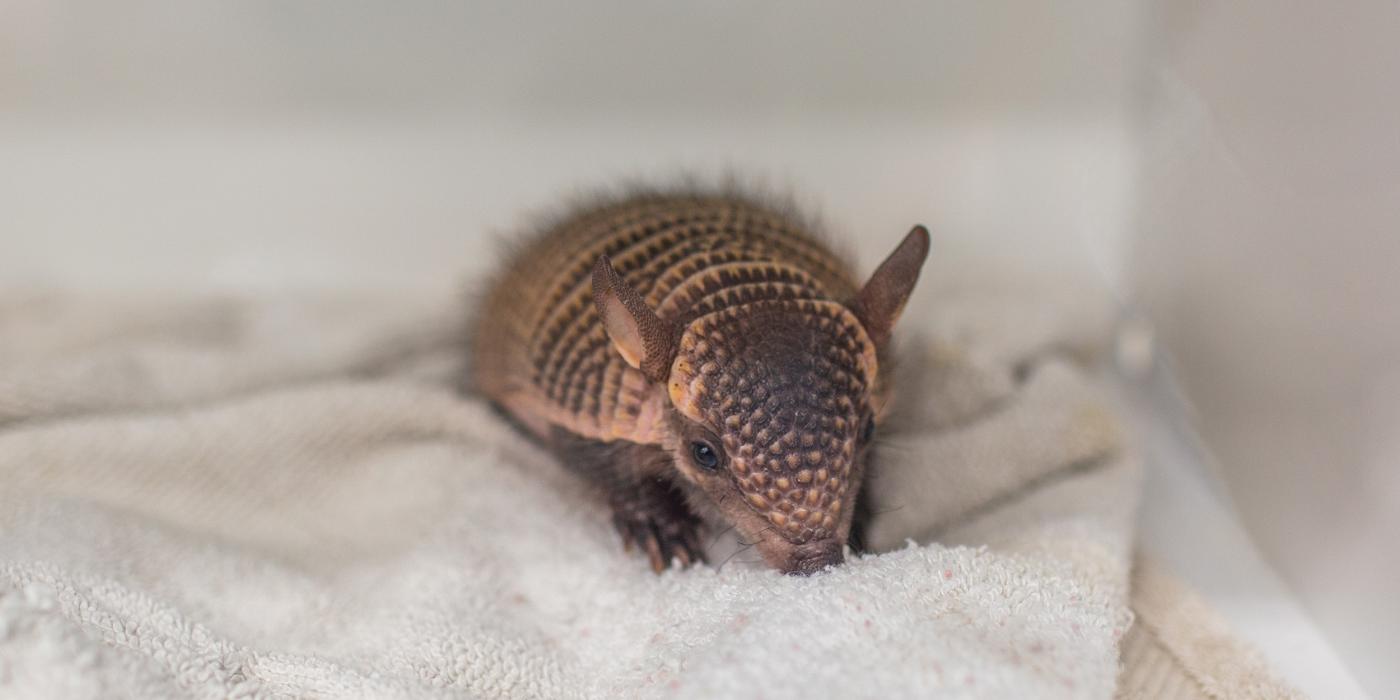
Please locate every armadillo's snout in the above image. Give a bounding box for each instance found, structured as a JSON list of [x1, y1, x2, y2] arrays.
[[780, 538, 844, 576]]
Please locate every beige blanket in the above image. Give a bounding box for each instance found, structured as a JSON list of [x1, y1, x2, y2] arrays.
[[0, 284, 1284, 698]]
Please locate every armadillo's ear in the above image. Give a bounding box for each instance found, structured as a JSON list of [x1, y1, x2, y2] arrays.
[[592, 255, 679, 383], [852, 225, 931, 348]]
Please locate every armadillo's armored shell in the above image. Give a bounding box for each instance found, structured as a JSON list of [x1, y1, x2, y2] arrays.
[[472, 193, 865, 447], [668, 299, 877, 543]]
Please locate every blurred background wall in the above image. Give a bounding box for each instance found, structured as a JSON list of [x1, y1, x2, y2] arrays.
[[1132, 2, 1400, 695], [0, 1, 1142, 294], [2, 1, 1395, 696]]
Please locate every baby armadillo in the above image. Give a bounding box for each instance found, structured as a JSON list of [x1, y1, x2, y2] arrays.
[[470, 189, 928, 574]]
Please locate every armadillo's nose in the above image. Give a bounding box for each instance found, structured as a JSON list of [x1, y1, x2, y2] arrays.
[[780, 538, 844, 576]]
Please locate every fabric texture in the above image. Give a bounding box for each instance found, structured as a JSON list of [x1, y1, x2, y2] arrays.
[[0, 284, 1285, 698], [1116, 558, 1304, 700]]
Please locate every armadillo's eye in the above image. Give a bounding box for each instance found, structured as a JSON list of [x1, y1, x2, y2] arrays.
[[690, 441, 720, 470], [859, 415, 876, 445]]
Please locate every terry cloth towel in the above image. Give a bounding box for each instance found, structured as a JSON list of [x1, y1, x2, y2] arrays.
[[0, 282, 1290, 699]]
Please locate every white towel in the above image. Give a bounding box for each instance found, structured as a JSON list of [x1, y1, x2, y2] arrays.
[[0, 281, 1139, 699]]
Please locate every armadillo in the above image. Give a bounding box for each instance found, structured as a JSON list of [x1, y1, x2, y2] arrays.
[[470, 189, 928, 574]]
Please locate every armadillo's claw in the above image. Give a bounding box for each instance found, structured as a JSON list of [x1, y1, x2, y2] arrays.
[[611, 510, 706, 573]]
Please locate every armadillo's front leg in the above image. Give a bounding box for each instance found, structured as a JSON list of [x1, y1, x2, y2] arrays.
[[549, 429, 706, 572], [609, 477, 706, 573]]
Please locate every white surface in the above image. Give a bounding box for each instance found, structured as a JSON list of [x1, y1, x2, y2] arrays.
[[2, 0, 1146, 294], [0, 119, 1136, 298], [1122, 354, 1370, 699], [1130, 3, 1400, 694]]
